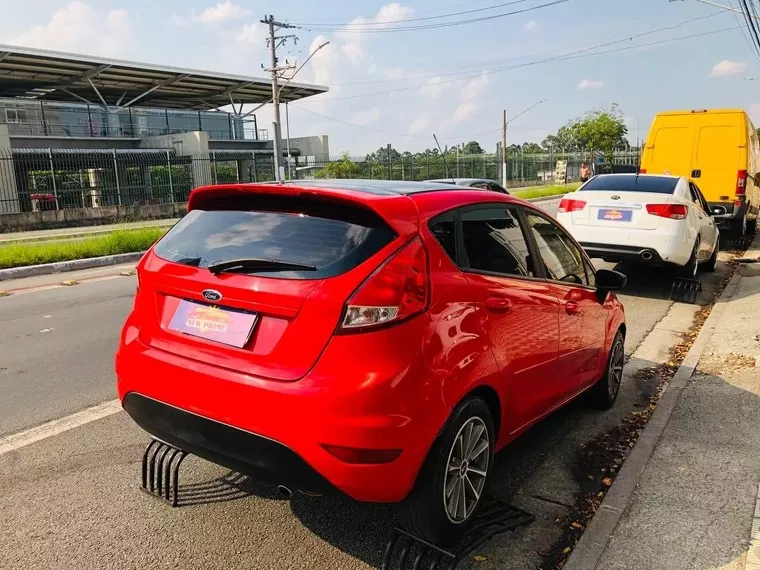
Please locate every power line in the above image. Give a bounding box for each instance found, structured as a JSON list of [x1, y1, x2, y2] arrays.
[[294, 0, 569, 33], [290, 0, 532, 27], [293, 24, 737, 105], [739, 0, 760, 58], [327, 11, 724, 87], [728, 0, 760, 60]]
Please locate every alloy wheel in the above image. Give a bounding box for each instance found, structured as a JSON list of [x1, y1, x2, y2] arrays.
[[608, 339, 625, 399], [443, 417, 490, 524]]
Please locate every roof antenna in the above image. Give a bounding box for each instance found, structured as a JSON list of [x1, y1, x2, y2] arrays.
[[433, 133, 455, 185]]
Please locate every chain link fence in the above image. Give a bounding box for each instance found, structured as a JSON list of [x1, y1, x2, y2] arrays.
[[0, 148, 641, 215]]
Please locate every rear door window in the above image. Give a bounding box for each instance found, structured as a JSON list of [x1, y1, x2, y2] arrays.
[[154, 197, 396, 279], [579, 175, 678, 194], [459, 206, 536, 278]]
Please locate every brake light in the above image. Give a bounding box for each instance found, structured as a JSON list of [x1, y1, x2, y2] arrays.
[[341, 237, 429, 330], [646, 204, 688, 220], [736, 170, 748, 196], [639, 168, 647, 174], [558, 198, 587, 213]]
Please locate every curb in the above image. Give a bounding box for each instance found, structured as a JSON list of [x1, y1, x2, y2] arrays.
[[0, 252, 145, 282], [564, 270, 744, 570]]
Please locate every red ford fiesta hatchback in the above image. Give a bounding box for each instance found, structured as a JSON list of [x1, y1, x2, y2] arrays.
[[116, 180, 626, 545]]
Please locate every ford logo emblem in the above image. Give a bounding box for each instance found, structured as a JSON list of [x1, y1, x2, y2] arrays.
[[202, 289, 222, 302]]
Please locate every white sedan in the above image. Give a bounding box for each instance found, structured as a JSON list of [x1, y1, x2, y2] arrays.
[[555, 174, 719, 277]]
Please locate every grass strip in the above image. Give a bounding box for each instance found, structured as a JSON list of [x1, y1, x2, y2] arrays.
[[514, 183, 580, 200], [0, 228, 165, 269]]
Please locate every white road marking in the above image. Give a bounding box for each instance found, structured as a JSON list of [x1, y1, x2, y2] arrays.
[[0, 399, 122, 456]]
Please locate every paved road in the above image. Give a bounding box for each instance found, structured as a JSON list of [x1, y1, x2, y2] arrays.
[[0, 197, 734, 570]]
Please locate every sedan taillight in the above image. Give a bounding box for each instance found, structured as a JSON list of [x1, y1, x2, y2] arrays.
[[558, 198, 587, 213], [646, 204, 688, 220]]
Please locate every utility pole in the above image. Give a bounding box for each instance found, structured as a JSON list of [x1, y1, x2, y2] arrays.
[[261, 15, 296, 182], [502, 109, 508, 187]]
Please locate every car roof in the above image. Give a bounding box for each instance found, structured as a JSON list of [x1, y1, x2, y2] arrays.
[[590, 173, 682, 181], [270, 179, 498, 196]]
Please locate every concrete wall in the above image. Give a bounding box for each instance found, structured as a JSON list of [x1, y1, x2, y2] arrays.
[[288, 135, 329, 163], [0, 124, 20, 214], [0, 201, 188, 233], [140, 131, 213, 188]]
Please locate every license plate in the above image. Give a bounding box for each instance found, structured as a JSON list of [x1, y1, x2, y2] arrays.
[[168, 300, 257, 348], [598, 208, 632, 222]]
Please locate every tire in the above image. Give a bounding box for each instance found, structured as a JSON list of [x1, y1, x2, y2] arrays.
[[678, 239, 700, 279], [734, 213, 747, 237], [747, 215, 757, 236], [703, 237, 719, 272], [588, 331, 625, 410], [399, 397, 495, 547]]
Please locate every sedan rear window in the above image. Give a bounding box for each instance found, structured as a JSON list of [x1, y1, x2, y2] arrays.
[[580, 175, 678, 194], [154, 196, 396, 279]]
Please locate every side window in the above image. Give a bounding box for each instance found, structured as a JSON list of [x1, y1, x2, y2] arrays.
[[694, 184, 710, 212], [429, 212, 457, 262], [471, 182, 489, 190], [460, 206, 536, 278], [525, 212, 590, 286], [688, 183, 704, 210], [488, 182, 509, 194]]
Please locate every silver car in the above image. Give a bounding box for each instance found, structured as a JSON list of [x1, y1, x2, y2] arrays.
[[423, 177, 510, 194]]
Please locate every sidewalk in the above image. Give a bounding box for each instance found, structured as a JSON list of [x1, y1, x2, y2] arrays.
[[0, 218, 179, 244], [571, 239, 760, 570]]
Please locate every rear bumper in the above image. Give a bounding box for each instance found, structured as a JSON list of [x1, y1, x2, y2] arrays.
[[579, 243, 665, 265], [563, 223, 693, 266], [115, 315, 442, 504], [123, 392, 338, 495]]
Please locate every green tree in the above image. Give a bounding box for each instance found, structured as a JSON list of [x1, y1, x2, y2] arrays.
[[366, 145, 401, 164], [316, 152, 362, 179], [567, 104, 628, 159], [461, 141, 484, 155], [542, 124, 578, 151]]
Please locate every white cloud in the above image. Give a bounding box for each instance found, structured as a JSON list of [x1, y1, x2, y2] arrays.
[[710, 60, 747, 77], [420, 76, 454, 101], [524, 20, 537, 31], [452, 102, 476, 123], [354, 107, 381, 126], [9, 1, 135, 57], [408, 116, 430, 135], [235, 23, 266, 48], [577, 79, 605, 90], [171, 2, 252, 27], [338, 3, 414, 64], [461, 73, 489, 101]]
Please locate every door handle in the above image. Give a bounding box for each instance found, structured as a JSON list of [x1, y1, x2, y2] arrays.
[[485, 297, 513, 313], [564, 301, 581, 315]]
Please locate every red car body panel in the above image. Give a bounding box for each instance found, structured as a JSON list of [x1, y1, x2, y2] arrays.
[[116, 182, 625, 504]]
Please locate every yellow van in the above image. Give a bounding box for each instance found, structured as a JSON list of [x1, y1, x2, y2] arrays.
[[640, 109, 760, 235]]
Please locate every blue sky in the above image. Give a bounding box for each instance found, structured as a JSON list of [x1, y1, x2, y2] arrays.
[[1, 0, 759, 155]]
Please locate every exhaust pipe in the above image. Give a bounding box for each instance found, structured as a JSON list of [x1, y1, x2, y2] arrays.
[[277, 485, 293, 498], [641, 251, 653, 261]]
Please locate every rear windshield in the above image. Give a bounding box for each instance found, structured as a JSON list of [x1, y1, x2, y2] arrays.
[[580, 175, 677, 194], [153, 196, 397, 279]]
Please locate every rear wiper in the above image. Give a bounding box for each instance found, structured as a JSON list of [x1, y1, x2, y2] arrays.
[[207, 258, 317, 275]]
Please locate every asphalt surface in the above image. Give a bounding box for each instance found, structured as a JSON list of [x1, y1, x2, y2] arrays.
[[0, 197, 736, 569]]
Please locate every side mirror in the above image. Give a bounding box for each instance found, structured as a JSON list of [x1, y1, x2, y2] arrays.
[[596, 268, 627, 292]]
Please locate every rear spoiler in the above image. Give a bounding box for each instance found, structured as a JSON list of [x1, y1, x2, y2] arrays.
[[187, 183, 419, 237]]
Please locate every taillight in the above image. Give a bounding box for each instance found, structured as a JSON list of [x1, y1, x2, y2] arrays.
[[736, 170, 748, 196], [646, 204, 688, 220], [558, 198, 587, 213], [341, 237, 429, 330], [639, 168, 647, 174]]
